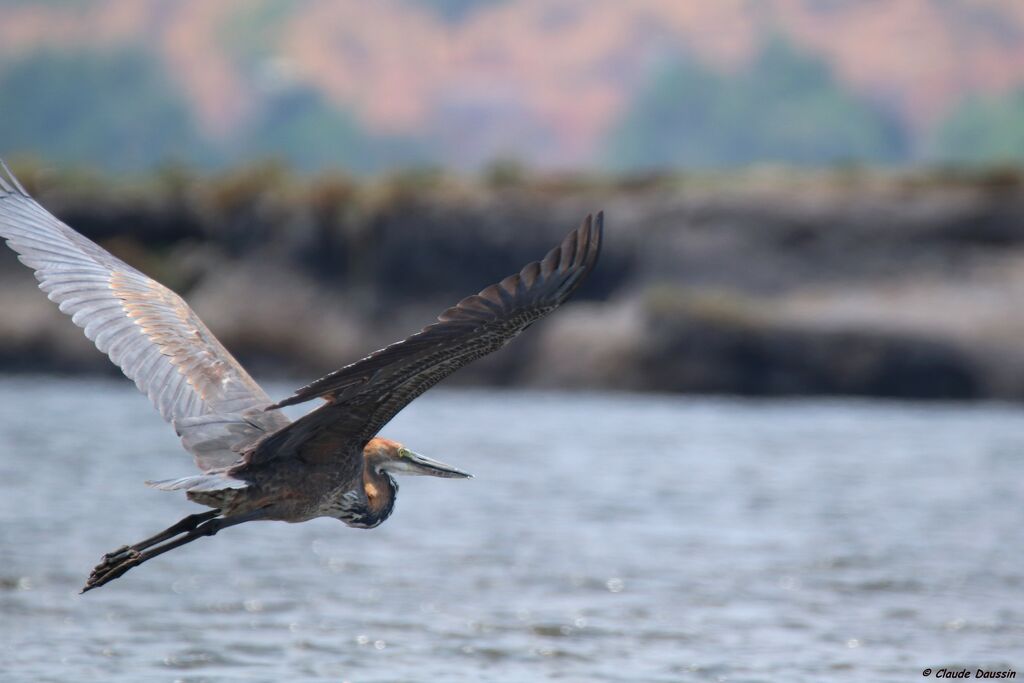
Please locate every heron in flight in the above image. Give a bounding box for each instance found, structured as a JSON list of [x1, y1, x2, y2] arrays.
[[0, 162, 603, 593]]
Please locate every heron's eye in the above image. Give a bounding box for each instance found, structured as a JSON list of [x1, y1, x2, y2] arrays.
[[398, 447, 409, 458]]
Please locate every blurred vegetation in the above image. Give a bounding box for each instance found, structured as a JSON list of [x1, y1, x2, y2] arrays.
[[240, 87, 432, 173], [5, 32, 1024, 173], [403, 0, 509, 20], [0, 48, 208, 172], [220, 0, 295, 64], [605, 38, 908, 170], [930, 88, 1024, 165], [0, 47, 429, 175]]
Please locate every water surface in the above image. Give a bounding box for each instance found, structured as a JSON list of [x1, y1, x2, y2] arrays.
[[0, 377, 1021, 682]]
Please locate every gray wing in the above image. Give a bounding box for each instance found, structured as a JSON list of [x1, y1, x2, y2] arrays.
[[0, 162, 289, 470], [243, 213, 602, 466]]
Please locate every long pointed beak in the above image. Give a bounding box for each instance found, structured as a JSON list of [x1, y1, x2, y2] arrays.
[[403, 450, 472, 479]]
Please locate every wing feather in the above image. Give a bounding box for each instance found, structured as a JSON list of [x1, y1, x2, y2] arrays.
[[0, 161, 289, 470], [246, 213, 603, 467]]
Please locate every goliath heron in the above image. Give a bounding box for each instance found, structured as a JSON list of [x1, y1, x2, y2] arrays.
[[0, 162, 602, 592]]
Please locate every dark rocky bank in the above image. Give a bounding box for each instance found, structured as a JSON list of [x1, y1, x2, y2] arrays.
[[3, 163, 1024, 400]]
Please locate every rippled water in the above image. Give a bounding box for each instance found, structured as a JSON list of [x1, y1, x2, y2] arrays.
[[0, 377, 1021, 682]]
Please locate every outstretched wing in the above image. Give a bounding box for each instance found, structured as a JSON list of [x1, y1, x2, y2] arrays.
[[246, 213, 603, 466], [0, 162, 289, 470]]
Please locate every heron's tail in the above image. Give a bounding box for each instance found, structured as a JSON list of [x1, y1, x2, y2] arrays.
[[146, 472, 248, 492], [146, 472, 250, 510]]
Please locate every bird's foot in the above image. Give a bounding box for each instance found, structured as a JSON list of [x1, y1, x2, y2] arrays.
[[98, 545, 132, 565], [87, 545, 135, 576], [81, 547, 142, 593]]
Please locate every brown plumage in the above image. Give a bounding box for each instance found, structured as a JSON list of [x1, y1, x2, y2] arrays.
[[0, 161, 603, 592]]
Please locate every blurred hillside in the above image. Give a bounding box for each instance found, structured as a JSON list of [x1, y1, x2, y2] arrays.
[[5, 163, 1024, 400], [2, 0, 1024, 172]]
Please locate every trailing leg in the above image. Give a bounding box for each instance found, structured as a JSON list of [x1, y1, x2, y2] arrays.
[[82, 511, 260, 593], [94, 509, 221, 571]]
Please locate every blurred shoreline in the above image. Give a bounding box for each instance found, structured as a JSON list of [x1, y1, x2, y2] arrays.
[[4, 162, 1024, 400]]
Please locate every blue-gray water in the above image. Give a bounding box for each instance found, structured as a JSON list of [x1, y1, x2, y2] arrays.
[[0, 377, 1021, 682]]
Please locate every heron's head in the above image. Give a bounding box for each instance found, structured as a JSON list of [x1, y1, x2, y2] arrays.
[[364, 437, 472, 479]]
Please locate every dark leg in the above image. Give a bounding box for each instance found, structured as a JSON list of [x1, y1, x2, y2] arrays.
[[96, 509, 221, 567], [81, 511, 260, 593]]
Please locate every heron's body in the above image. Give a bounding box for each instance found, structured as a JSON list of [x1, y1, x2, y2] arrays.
[[0, 162, 602, 592], [176, 439, 400, 527]]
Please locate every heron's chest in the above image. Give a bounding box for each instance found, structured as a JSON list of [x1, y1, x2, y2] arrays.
[[320, 478, 396, 528], [315, 485, 361, 516]]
